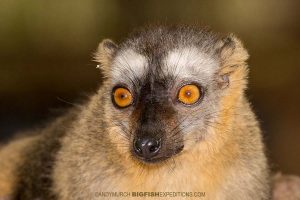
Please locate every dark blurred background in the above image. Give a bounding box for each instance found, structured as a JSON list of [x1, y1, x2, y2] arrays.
[[0, 0, 299, 175]]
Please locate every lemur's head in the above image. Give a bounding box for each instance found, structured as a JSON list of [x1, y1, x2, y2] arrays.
[[94, 24, 249, 165]]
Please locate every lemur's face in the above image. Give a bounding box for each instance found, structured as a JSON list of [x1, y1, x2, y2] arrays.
[[97, 26, 246, 164], [107, 48, 220, 164]]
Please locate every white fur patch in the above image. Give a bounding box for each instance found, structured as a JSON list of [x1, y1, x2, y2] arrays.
[[163, 47, 218, 81], [111, 49, 147, 83], [111, 47, 218, 85]]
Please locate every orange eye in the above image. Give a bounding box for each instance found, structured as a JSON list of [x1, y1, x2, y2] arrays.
[[178, 84, 201, 105], [113, 87, 133, 108]]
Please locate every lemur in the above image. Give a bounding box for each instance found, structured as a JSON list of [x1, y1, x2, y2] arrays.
[[0, 24, 270, 200]]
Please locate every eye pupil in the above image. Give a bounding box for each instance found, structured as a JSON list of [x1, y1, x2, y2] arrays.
[[120, 93, 127, 99], [185, 90, 192, 97]]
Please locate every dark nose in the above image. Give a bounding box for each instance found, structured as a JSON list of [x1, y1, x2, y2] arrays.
[[133, 137, 161, 159]]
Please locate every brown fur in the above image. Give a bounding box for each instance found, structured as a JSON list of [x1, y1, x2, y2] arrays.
[[52, 31, 269, 199], [0, 135, 40, 196], [0, 25, 271, 200]]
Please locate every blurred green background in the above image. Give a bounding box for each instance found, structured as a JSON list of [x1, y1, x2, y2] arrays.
[[0, 0, 299, 175]]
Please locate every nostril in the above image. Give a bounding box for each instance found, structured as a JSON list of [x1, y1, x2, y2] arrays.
[[148, 139, 160, 153], [149, 145, 158, 153], [134, 139, 143, 155], [133, 137, 161, 159]]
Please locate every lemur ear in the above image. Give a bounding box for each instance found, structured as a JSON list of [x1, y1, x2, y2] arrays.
[[217, 34, 249, 74], [94, 39, 118, 75], [216, 34, 249, 89]]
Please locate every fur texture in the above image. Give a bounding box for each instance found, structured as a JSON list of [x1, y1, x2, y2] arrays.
[[0, 24, 270, 200]]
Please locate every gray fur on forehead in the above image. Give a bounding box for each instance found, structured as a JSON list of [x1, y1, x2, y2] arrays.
[[120, 24, 222, 56], [110, 24, 224, 85]]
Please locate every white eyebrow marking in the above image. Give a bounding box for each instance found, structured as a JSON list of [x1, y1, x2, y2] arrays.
[[164, 47, 218, 80], [111, 49, 148, 83]]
